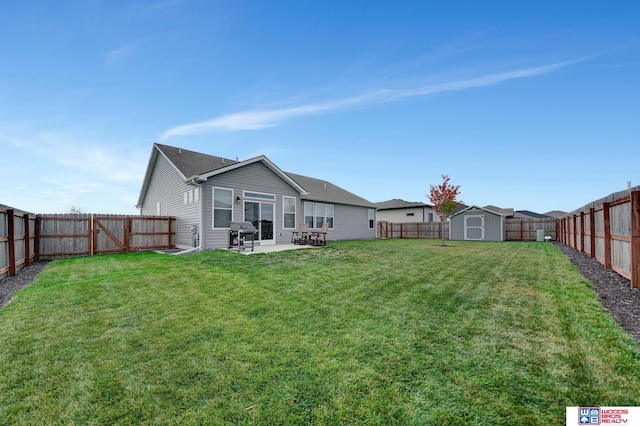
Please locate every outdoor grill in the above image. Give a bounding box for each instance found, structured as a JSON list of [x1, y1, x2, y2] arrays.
[[228, 221, 258, 251]]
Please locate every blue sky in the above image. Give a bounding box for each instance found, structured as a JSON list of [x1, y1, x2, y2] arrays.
[[2, 1, 639, 215]]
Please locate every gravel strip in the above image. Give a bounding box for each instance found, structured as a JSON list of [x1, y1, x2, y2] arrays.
[[553, 242, 640, 341], [0, 261, 50, 309]]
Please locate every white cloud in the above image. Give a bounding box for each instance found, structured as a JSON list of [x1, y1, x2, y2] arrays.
[[160, 57, 588, 139]]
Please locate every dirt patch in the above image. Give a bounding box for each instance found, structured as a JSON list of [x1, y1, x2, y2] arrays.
[[0, 262, 49, 309], [553, 242, 640, 341]]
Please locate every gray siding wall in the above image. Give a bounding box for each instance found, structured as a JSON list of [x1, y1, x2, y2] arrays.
[[199, 162, 377, 249], [450, 208, 504, 241], [139, 153, 200, 248], [201, 162, 302, 249], [328, 203, 376, 241]]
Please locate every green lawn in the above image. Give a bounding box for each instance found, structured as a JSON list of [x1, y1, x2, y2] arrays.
[[1, 240, 639, 425]]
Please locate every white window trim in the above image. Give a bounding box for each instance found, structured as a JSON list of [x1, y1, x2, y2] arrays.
[[212, 186, 234, 229], [282, 196, 296, 229]]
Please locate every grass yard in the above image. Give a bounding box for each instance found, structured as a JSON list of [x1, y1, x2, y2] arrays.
[[1, 240, 640, 425]]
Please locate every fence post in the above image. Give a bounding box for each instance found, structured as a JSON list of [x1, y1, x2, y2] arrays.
[[35, 216, 41, 260], [24, 214, 31, 267], [519, 220, 524, 241], [7, 209, 16, 277], [580, 211, 585, 253], [125, 217, 132, 252], [589, 208, 596, 258], [572, 214, 577, 249], [603, 202, 612, 269], [631, 191, 640, 289]]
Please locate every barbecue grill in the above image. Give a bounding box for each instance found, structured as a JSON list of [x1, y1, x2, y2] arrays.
[[228, 221, 258, 251]]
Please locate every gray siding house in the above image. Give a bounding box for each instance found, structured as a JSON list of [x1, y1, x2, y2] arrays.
[[450, 205, 505, 242], [136, 143, 377, 250]]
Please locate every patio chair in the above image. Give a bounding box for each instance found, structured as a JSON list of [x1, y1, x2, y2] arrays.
[[291, 223, 309, 245], [309, 222, 329, 246]]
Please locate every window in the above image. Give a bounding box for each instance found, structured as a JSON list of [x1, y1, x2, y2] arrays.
[[368, 209, 375, 229], [315, 203, 324, 228], [213, 187, 233, 228], [304, 202, 314, 228], [304, 201, 334, 229], [283, 196, 296, 229], [244, 191, 276, 201], [428, 212, 434, 222], [406, 212, 415, 217], [183, 188, 200, 205], [325, 204, 334, 229]]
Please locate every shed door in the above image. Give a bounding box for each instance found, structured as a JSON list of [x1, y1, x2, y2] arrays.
[[464, 215, 484, 240]]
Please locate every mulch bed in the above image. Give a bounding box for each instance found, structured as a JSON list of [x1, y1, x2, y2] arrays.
[[1, 246, 640, 343], [552, 242, 640, 341], [0, 261, 49, 309]]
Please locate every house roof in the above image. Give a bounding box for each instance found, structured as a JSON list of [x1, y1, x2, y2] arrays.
[[453, 205, 505, 217], [483, 205, 514, 217], [514, 210, 553, 219], [155, 143, 238, 179], [374, 199, 433, 210], [138, 143, 375, 209], [287, 172, 375, 207]]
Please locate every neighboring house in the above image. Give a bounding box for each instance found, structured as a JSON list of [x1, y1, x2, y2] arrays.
[[136, 143, 377, 250], [450, 205, 506, 241], [375, 199, 437, 223], [513, 210, 554, 220]]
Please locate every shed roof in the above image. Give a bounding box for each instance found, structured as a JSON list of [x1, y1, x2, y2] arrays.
[[453, 205, 505, 217]]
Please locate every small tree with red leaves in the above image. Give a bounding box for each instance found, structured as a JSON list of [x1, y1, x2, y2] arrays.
[[428, 175, 463, 246]]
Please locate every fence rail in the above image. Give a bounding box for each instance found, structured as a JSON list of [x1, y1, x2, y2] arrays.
[[557, 188, 640, 289], [1, 209, 176, 280]]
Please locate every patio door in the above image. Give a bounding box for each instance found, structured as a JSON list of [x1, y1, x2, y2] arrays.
[[244, 201, 275, 245]]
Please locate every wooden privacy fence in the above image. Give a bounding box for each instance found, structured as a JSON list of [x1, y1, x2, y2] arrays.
[[378, 221, 449, 239], [378, 218, 556, 241], [505, 218, 557, 241], [0, 209, 36, 280], [557, 188, 640, 289], [1, 209, 176, 280]]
